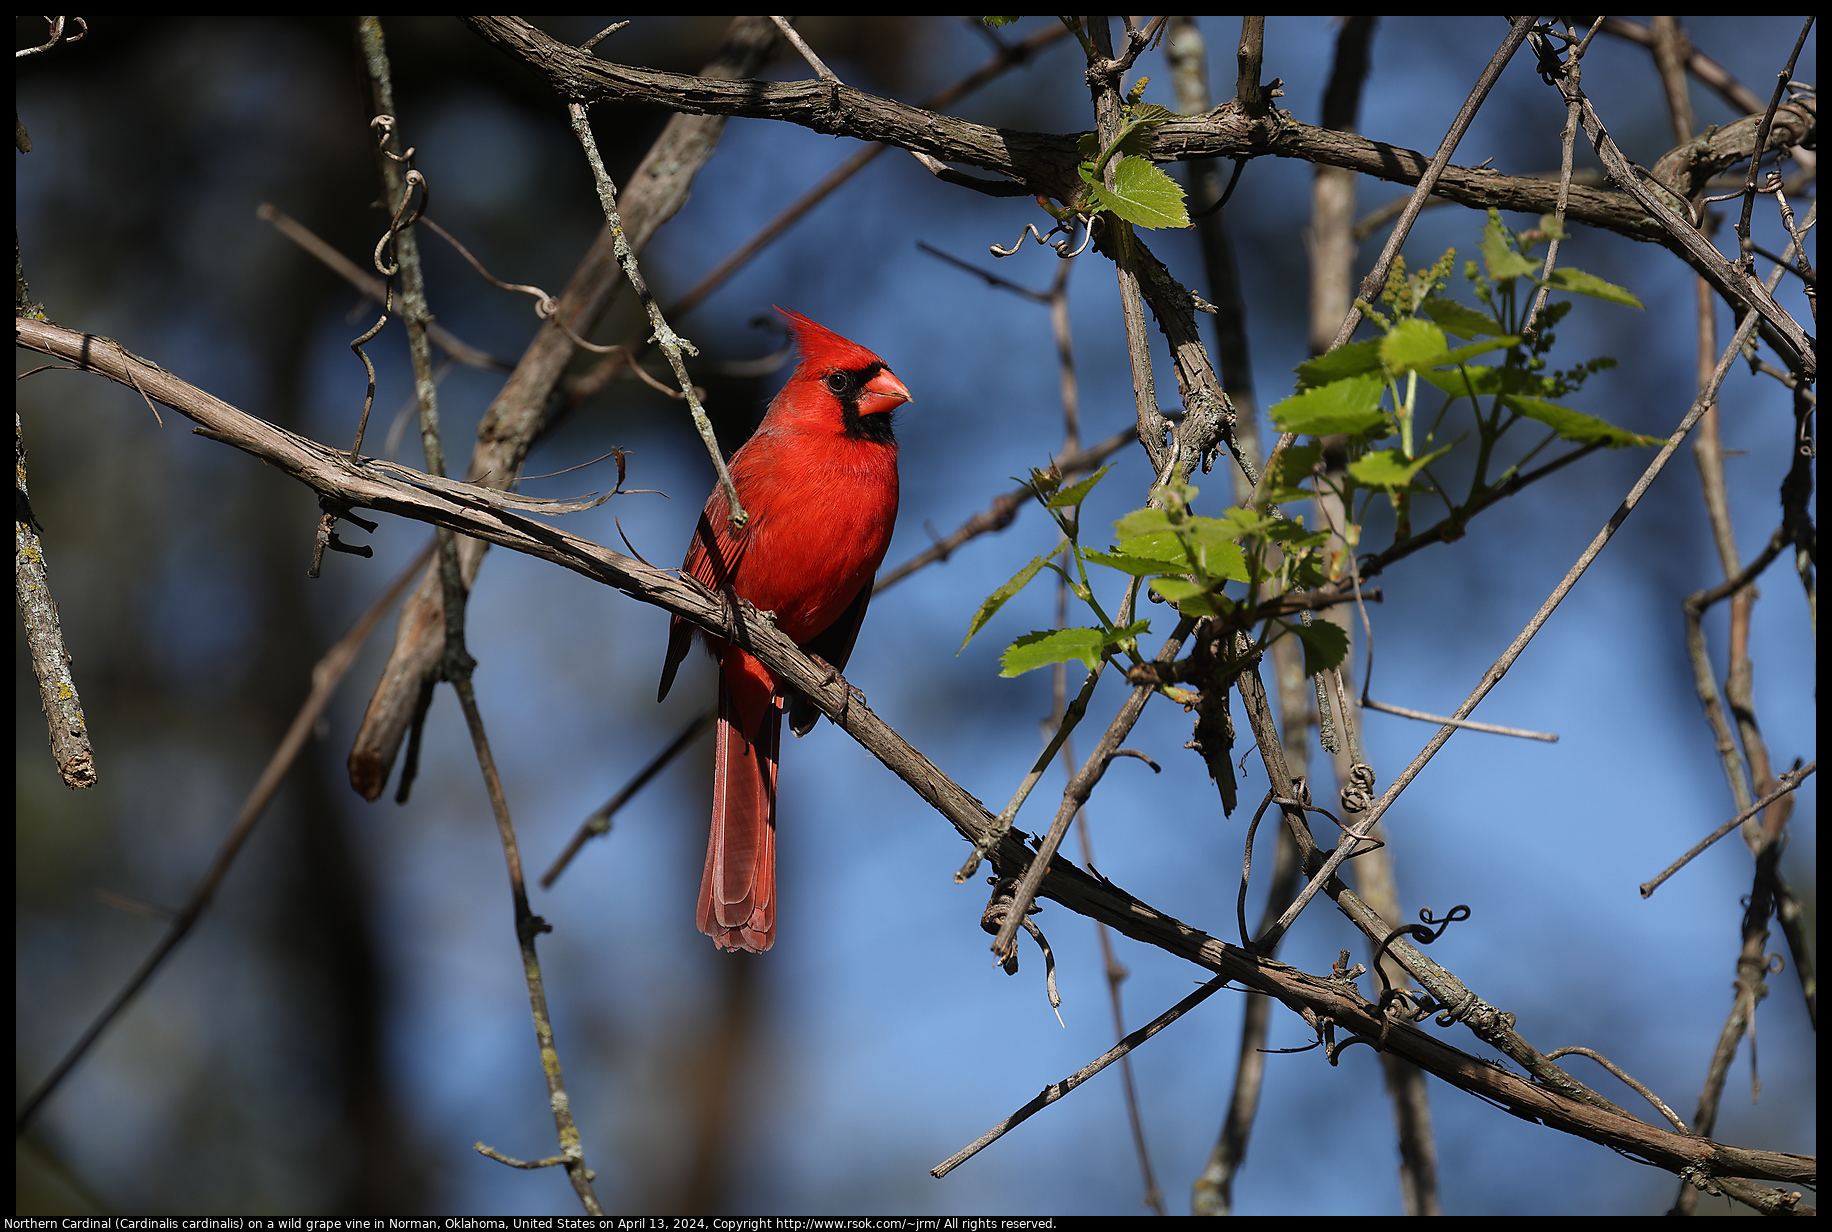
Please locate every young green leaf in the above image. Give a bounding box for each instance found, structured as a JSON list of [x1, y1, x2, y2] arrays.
[[1025, 465, 1064, 504], [1420, 294, 1504, 339], [1082, 546, 1184, 576], [1125, 102, 1179, 125], [1498, 395, 1663, 447], [1259, 441, 1323, 503], [1420, 364, 1559, 400], [1378, 318, 1451, 373], [1084, 155, 1190, 229], [1148, 576, 1232, 615], [961, 553, 1048, 652], [1377, 318, 1516, 373], [1480, 217, 1538, 282], [1440, 337, 1518, 366], [1535, 214, 1570, 242], [1172, 517, 1249, 581], [1046, 464, 1113, 510], [1347, 443, 1456, 491], [1113, 506, 1178, 542], [1544, 267, 1644, 308], [1269, 374, 1389, 437], [1296, 338, 1383, 389], [1291, 618, 1350, 676], [1000, 620, 1150, 676]]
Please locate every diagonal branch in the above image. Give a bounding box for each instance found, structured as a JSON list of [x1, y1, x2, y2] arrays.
[[16, 314, 1817, 1192]]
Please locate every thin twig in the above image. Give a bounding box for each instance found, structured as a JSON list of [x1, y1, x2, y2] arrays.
[[1087, 17, 1173, 479], [1329, 15, 1536, 352], [1641, 763, 1816, 898], [957, 661, 1103, 884], [930, 975, 1229, 1179], [566, 101, 744, 530], [1731, 18, 1814, 275], [1546, 1046, 1690, 1132], [658, 23, 1068, 329], [15, 15, 85, 58], [874, 427, 1136, 593], [1522, 19, 1585, 336], [540, 708, 716, 888], [1359, 697, 1558, 743], [255, 203, 509, 371], [768, 17, 838, 82], [360, 23, 601, 1212], [1545, 43, 1814, 379], [989, 617, 1195, 961]]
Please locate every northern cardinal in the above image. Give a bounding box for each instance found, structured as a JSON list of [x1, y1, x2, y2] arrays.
[[657, 309, 912, 952]]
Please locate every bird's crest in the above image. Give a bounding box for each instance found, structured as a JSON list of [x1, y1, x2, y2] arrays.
[[776, 307, 887, 377]]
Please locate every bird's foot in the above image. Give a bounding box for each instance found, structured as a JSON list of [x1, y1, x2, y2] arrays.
[[806, 653, 866, 713]]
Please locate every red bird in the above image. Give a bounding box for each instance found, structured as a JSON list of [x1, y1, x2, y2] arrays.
[[657, 309, 912, 952]]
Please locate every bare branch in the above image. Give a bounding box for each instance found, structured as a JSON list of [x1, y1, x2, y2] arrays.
[[16, 410, 94, 789]]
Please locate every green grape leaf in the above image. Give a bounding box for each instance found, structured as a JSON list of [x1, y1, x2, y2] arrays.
[[1421, 294, 1505, 338], [961, 553, 1048, 651], [1347, 443, 1456, 491], [1269, 374, 1389, 437], [1291, 618, 1350, 676], [1296, 339, 1383, 389], [1126, 103, 1179, 125], [1481, 219, 1538, 281], [1174, 518, 1249, 582], [1543, 267, 1643, 308], [1082, 547, 1182, 577], [1082, 154, 1190, 229], [1498, 395, 1663, 448], [1113, 506, 1178, 542], [1260, 441, 1323, 503], [1440, 336, 1518, 366], [1379, 318, 1451, 373], [1001, 620, 1151, 676], [1420, 364, 1558, 400], [1149, 576, 1232, 615], [1046, 464, 1113, 509]]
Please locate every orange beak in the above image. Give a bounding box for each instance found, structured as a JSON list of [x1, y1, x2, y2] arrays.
[[859, 367, 913, 416]]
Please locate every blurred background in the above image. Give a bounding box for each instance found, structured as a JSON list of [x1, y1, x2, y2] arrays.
[[16, 15, 1815, 1216]]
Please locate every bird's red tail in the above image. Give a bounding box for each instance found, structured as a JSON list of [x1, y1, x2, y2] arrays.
[[699, 669, 779, 952]]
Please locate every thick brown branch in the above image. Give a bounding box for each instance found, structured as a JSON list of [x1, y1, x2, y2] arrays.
[[463, 18, 1818, 255], [465, 16, 1086, 199]]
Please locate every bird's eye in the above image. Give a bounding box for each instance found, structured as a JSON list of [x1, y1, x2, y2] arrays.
[[824, 372, 850, 395]]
